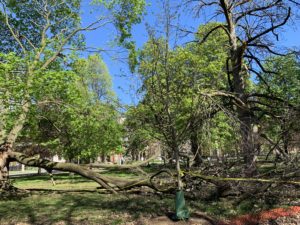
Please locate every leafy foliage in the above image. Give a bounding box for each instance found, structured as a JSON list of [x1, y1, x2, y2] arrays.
[[131, 23, 233, 159], [92, 0, 146, 71], [257, 55, 300, 153], [23, 55, 123, 160], [0, 0, 81, 53]]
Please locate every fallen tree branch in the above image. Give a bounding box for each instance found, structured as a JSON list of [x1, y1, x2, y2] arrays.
[[9, 150, 299, 199], [185, 171, 300, 186], [7, 151, 175, 193], [8, 151, 117, 193]]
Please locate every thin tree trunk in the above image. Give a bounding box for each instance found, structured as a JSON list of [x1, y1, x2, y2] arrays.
[[282, 129, 289, 155], [101, 153, 106, 163], [0, 118, 7, 145], [6, 93, 31, 147], [174, 145, 183, 190]]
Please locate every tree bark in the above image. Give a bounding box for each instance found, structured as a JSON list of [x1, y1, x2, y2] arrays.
[[0, 144, 10, 190], [174, 145, 183, 190], [101, 153, 106, 163], [230, 34, 256, 174], [190, 130, 202, 166], [238, 109, 256, 175]]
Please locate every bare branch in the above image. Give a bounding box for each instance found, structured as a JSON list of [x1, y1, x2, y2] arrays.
[[198, 24, 230, 44], [244, 52, 277, 75], [248, 93, 297, 109], [41, 19, 112, 70], [248, 68, 270, 90], [246, 7, 291, 44], [248, 43, 288, 56], [235, 0, 283, 23]]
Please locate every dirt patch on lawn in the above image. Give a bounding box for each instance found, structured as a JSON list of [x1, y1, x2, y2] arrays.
[[218, 206, 300, 225], [135, 207, 300, 225], [135, 212, 217, 225]]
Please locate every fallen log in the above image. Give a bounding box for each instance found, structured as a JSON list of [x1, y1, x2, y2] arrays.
[[8, 151, 117, 193], [185, 171, 300, 186]]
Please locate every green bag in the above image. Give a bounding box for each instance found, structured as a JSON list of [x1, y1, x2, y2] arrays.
[[174, 190, 190, 220]]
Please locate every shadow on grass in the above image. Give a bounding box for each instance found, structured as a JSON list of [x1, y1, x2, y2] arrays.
[[0, 192, 174, 225]]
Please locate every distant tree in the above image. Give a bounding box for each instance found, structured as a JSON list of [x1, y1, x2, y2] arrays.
[[186, 22, 229, 165], [72, 54, 115, 102], [124, 106, 157, 161]]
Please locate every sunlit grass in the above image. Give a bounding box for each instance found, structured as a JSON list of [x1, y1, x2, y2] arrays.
[[12, 174, 99, 191]]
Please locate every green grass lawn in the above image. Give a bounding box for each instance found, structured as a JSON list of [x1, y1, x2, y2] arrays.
[[0, 174, 174, 225], [0, 191, 174, 225], [0, 170, 293, 225]]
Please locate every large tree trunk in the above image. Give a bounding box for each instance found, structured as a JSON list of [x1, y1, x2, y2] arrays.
[[0, 144, 10, 190], [230, 39, 257, 175], [0, 96, 31, 190], [220, 0, 256, 175], [234, 72, 257, 175], [238, 107, 256, 175]]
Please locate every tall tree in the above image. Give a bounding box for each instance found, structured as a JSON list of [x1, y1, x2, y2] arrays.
[[0, 0, 145, 190], [184, 0, 300, 174], [136, 30, 229, 187]]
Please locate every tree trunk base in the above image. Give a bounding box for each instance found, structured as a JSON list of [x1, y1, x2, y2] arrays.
[[0, 179, 17, 191], [0, 180, 26, 199]]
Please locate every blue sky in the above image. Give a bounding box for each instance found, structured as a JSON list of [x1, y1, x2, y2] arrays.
[[80, 0, 300, 106]]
